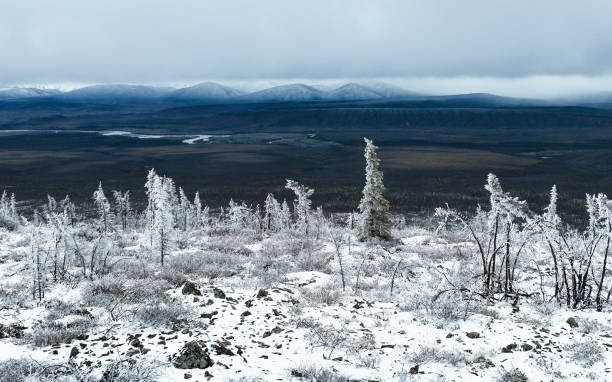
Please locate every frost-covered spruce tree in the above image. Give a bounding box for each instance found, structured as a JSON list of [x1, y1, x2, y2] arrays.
[[60, 195, 76, 225], [46, 205, 71, 281], [93, 182, 111, 231], [144, 169, 176, 266], [285, 179, 314, 235], [30, 223, 46, 301], [358, 138, 392, 240], [280, 199, 291, 230], [535, 185, 563, 300], [192, 192, 203, 228], [263, 193, 283, 232], [112, 190, 131, 231], [177, 187, 192, 231], [0, 190, 19, 229]]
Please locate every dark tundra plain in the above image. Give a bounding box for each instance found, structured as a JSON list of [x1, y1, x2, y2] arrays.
[[2, 92, 612, 221]]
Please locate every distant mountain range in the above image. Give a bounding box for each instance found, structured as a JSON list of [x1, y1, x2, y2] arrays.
[[0, 88, 61, 101], [0, 82, 610, 108], [0, 82, 427, 104]]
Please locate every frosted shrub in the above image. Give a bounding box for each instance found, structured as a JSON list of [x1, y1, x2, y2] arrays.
[[135, 302, 188, 327], [302, 284, 341, 306], [167, 251, 245, 279], [157, 267, 188, 286], [578, 318, 605, 334], [114, 258, 154, 280], [290, 365, 351, 382], [0, 358, 39, 382], [565, 339, 604, 367], [295, 249, 333, 272], [497, 368, 528, 382], [100, 359, 160, 382], [408, 345, 470, 366], [32, 319, 91, 347], [85, 275, 127, 299]]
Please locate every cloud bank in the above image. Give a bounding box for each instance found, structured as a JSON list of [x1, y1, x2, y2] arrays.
[[2, 0, 612, 96]]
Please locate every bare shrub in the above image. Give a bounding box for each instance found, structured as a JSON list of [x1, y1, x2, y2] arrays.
[[578, 318, 605, 334], [308, 323, 349, 359], [157, 267, 188, 286], [532, 302, 557, 317], [32, 319, 92, 347], [290, 364, 352, 382], [302, 284, 341, 306], [251, 247, 292, 287], [101, 359, 160, 381], [497, 368, 528, 382], [407, 345, 470, 366], [85, 275, 127, 299], [114, 258, 154, 280], [295, 250, 333, 273], [0, 357, 158, 382], [0, 358, 39, 382], [565, 339, 604, 367], [346, 332, 379, 369], [166, 252, 206, 274], [205, 232, 255, 252], [168, 251, 245, 279], [135, 301, 188, 327]]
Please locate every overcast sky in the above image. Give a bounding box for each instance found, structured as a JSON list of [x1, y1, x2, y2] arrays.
[[2, 0, 612, 97]]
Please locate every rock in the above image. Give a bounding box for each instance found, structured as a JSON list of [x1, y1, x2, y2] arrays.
[[201, 311, 218, 319], [213, 288, 226, 299], [409, 365, 419, 374], [466, 332, 480, 339], [131, 338, 142, 348], [212, 342, 235, 356], [172, 341, 213, 369], [184, 373, 192, 379], [69, 347, 79, 358], [241, 310, 251, 317], [291, 370, 306, 377], [271, 326, 283, 334], [182, 281, 201, 296], [521, 343, 533, 351], [473, 356, 495, 368], [0, 323, 26, 339], [257, 289, 268, 298], [567, 317, 579, 328]]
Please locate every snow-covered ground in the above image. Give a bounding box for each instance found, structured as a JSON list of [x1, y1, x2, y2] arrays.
[[1, 225, 611, 382]]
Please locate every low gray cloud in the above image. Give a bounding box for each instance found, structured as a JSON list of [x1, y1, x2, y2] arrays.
[[2, 0, 612, 91]]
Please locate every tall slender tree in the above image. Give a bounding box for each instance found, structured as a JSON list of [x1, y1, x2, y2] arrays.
[[358, 138, 392, 240], [93, 182, 111, 231], [145, 169, 175, 266]]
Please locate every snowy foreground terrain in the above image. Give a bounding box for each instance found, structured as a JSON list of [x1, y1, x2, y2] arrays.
[[1, 141, 612, 381], [2, 221, 612, 382]]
